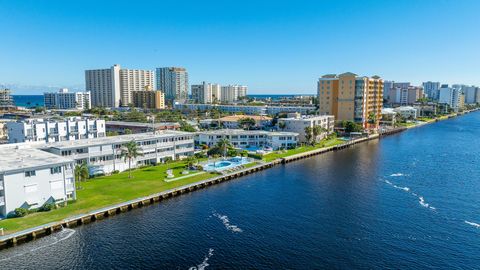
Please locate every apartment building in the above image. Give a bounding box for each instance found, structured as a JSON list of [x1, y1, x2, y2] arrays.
[[44, 88, 91, 110], [106, 121, 180, 134], [156, 67, 189, 102], [43, 131, 194, 176], [85, 64, 154, 107], [387, 84, 424, 105], [438, 85, 465, 111], [195, 129, 298, 150], [174, 103, 316, 115], [220, 85, 248, 103], [0, 88, 15, 111], [0, 144, 76, 219], [132, 87, 165, 109], [218, 115, 272, 129], [277, 115, 335, 143], [422, 81, 441, 100], [191, 82, 221, 103], [7, 117, 106, 144], [318, 72, 383, 129], [458, 86, 479, 104]]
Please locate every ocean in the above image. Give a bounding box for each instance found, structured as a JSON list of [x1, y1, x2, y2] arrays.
[[1, 112, 480, 269]]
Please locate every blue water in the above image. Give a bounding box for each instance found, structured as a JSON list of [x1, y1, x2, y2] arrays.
[[203, 157, 251, 171], [248, 94, 314, 100], [1, 112, 480, 269], [12, 95, 44, 107]]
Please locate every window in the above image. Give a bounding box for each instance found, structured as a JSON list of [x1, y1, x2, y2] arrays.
[[51, 166, 62, 174], [25, 170, 36, 177]]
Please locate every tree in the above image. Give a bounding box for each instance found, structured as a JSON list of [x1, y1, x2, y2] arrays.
[[74, 162, 89, 189], [207, 138, 233, 157], [312, 125, 324, 143], [180, 121, 196, 132], [278, 121, 286, 131], [342, 121, 363, 133], [304, 126, 313, 145], [120, 140, 143, 178], [368, 112, 377, 125], [238, 117, 256, 130]]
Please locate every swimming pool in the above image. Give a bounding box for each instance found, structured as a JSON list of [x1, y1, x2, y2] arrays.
[[203, 157, 251, 172]]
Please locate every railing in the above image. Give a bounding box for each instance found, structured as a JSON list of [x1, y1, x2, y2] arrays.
[[0, 196, 4, 206], [0, 181, 3, 190]]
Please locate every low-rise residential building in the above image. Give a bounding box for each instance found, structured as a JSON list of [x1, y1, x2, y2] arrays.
[[7, 117, 106, 144], [42, 131, 194, 176], [277, 115, 335, 143], [44, 88, 91, 110], [174, 103, 316, 115], [218, 115, 272, 129], [413, 102, 438, 117], [106, 121, 180, 134], [0, 144, 76, 219], [394, 106, 417, 120], [195, 129, 298, 150], [380, 108, 397, 126]]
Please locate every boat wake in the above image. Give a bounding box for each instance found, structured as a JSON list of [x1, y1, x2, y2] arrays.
[[390, 173, 406, 177], [0, 227, 76, 262], [213, 212, 243, 233], [465, 221, 480, 228], [188, 248, 214, 270], [384, 180, 435, 211]]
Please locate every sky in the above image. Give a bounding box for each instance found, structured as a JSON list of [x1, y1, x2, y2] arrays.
[[0, 0, 479, 94]]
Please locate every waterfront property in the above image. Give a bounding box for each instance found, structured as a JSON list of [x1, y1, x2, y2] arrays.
[[42, 131, 194, 176], [106, 121, 180, 134], [174, 103, 316, 115], [277, 114, 335, 143], [218, 114, 272, 129], [195, 129, 299, 150], [202, 156, 252, 172], [7, 117, 106, 144], [0, 144, 76, 219]]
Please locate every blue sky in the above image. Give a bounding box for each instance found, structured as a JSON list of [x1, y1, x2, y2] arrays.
[[0, 0, 479, 94]]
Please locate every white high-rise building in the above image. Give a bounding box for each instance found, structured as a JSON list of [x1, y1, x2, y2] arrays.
[[44, 88, 91, 110], [85, 65, 154, 108], [7, 117, 106, 144], [422, 81, 441, 100], [156, 67, 189, 103], [438, 85, 464, 111], [191, 82, 221, 103], [220, 85, 248, 103]]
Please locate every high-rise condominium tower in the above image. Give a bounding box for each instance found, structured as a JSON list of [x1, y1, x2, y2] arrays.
[[156, 67, 189, 103], [85, 64, 154, 108]]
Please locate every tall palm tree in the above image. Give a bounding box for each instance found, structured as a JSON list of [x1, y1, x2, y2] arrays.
[[74, 162, 89, 189], [278, 121, 286, 131], [304, 126, 313, 145], [121, 140, 143, 178], [216, 138, 232, 158]]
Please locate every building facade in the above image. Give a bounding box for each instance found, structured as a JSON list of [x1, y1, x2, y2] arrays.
[[0, 89, 15, 111], [132, 88, 166, 109], [7, 117, 106, 144], [0, 144, 76, 219], [44, 88, 92, 110], [277, 115, 335, 143], [85, 64, 154, 108], [106, 121, 180, 134], [220, 85, 248, 103], [191, 82, 221, 104], [438, 85, 465, 111], [422, 81, 441, 100], [156, 67, 189, 103], [43, 131, 194, 176], [218, 115, 272, 129], [318, 72, 383, 129], [195, 129, 298, 150], [174, 103, 316, 115]]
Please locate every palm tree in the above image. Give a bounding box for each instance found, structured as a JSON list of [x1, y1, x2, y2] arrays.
[[216, 138, 232, 158], [304, 126, 313, 145], [74, 162, 89, 189], [120, 140, 143, 178], [278, 121, 286, 131]]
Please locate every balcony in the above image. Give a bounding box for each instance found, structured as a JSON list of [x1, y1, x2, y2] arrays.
[[0, 180, 4, 190], [0, 196, 4, 206]]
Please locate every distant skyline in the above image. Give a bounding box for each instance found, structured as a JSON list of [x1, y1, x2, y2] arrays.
[[1, 0, 479, 95]]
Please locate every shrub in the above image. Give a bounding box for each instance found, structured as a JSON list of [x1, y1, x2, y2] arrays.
[[111, 170, 120, 174], [14, 208, 28, 217], [41, 203, 55, 212]]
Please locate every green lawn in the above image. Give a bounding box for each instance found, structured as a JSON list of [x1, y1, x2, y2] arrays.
[[262, 138, 344, 162], [0, 161, 219, 234]]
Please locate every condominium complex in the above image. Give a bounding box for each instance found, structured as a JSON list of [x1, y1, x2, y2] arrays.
[[277, 115, 335, 143], [85, 64, 154, 108], [221, 85, 248, 103], [387, 83, 424, 105], [191, 82, 221, 103], [7, 117, 106, 144], [195, 129, 299, 150], [106, 121, 180, 134], [174, 103, 316, 115], [156, 67, 189, 102], [42, 131, 194, 175], [438, 85, 465, 111], [218, 115, 272, 129], [44, 88, 91, 110], [0, 144, 76, 219], [462, 86, 479, 104], [132, 87, 166, 109], [0, 88, 14, 111], [422, 81, 441, 100], [318, 72, 383, 129]]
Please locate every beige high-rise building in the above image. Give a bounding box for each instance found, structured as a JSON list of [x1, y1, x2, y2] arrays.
[[132, 86, 165, 110], [318, 72, 383, 129], [85, 64, 154, 108]]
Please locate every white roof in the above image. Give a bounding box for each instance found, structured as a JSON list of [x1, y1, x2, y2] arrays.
[[197, 129, 298, 136], [0, 145, 73, 174]]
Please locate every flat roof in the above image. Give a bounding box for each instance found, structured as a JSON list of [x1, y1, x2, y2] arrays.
[[106, 121, 180, 127], [218, 115, 272, 121], [197, 129, 298, 136], [0, 145, 73, 173], [45, 131, 193, 149]]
